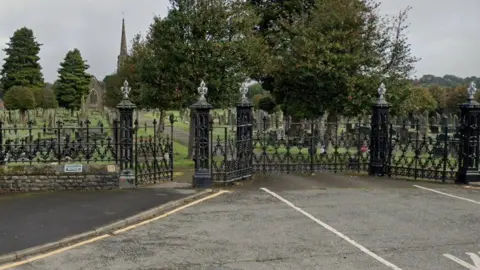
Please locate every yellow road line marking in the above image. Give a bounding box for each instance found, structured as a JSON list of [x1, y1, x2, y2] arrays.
[[0, 190, 230, 270], [0, 235, 110, 270], [113, 190, 230, 234]]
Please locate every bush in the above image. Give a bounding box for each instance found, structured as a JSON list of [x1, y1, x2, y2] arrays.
[[31, 88, 43, 107], [252, 94, 263, 108], [4, 86, 36, 111], [258, 96, 276, 114], [398, 87, 437, 115], [248, 83, 264, 99], [40, 88, 58, 109]]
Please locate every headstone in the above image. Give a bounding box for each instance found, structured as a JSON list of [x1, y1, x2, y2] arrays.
[[453, 115, 459, 128], [419, 112, 428, 136], [409, 114, 416, 129]]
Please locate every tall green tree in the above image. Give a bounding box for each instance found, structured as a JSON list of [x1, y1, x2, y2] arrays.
[[103, 74, 124, 108], [398, 87, 437, 115], [136, 0, 265, 109], [134, 0, 265, 157], [38, 88, 58, 109], [101, 34, 148, 109], [256, 0, 418, 119], [55, 49, 92, 110], [428, 85, 448, 109], [0, 27, 45, 92]]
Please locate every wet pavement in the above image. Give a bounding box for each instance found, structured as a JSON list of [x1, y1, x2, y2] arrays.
[[4, 173, 480, 269], [0, 186, 196, 256]]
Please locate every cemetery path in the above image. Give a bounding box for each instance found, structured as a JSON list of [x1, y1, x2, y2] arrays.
[[0, 186, 200, 257], [172, 126, 189, 146]]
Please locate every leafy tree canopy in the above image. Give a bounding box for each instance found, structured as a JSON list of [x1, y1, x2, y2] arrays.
[[415, 75, 480, 89], [255, 0, 418, 118], [248, 83, 265, 99], [126, 0, 266, 110], [398, 87, 437, 115], [38, 88, 58, 109], [3, 86, 36, 111]]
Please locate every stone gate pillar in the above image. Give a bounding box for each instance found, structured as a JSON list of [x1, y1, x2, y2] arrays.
[[116, 80, 136, 170], [236, 83, 253, 178], [191, 80, 213, 188], [457, 82, 480, 184], [369, 83, 390, 176]]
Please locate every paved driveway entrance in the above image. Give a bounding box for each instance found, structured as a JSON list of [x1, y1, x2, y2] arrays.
[[6, 174, 480, 270]]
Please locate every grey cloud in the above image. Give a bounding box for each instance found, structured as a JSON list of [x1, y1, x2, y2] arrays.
[[381, 0, 480, 78], [0, 0, 170, 82], [0, 0, 478, 83]]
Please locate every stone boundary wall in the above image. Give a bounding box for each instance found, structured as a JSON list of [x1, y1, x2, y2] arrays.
[[0, 164, 120, 193]]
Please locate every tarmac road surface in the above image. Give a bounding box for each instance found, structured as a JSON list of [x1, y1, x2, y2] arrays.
[[5, 173, 480, 270]]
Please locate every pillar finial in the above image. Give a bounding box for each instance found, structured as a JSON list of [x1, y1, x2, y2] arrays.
[[468, 81, 477, 101]]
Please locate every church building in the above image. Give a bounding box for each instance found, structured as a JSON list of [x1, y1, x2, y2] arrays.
[[87, 17, 128, 111]]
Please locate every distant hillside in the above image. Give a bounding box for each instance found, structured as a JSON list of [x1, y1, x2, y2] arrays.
[[413, 75, 480, 88]]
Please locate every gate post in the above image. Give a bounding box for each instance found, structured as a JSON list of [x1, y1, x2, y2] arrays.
[[116, 80, 136, 170], [456, 82, 480, 184], [191, 80, 213, 188], [369, 83, 390, 176], [236, 83, 253, 178]]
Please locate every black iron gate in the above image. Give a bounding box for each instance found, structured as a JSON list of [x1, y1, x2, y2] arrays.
[[134, 117, 175, 185], [251, 119, 371, 174], [190, 81, 480, 187], [115, 80, 176, 185]]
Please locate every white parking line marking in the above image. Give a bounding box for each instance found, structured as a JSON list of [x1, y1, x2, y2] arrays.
[[413, 185, 480, 205], [260, 187, 403, 270], [443, 252, 480, 269]]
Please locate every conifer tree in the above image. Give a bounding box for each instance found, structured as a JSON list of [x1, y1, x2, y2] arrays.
[[0, 27, 45, 92], [55, 49, 91, 110]]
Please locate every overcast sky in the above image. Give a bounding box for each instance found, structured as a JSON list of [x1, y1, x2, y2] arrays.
[[0, 0, 478, 83]]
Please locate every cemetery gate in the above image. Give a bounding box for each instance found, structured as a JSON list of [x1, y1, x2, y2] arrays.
[[116, 81, 175, 185], [190, 81, 480, 188]]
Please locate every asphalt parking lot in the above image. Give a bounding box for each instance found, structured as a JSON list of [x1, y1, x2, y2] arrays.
[[4, 173, 480, 270]]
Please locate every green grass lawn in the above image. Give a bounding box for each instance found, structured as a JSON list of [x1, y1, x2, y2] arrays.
[[172, 141, 194, 168]]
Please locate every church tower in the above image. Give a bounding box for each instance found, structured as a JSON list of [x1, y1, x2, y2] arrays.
[[117, 17, 128, 72]]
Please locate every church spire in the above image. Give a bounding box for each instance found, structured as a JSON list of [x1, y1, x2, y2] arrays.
[[117, 16, 128, 72]]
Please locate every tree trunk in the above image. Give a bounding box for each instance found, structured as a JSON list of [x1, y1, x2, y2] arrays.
[[325, 112, 338, 147], [187, 111, 195, 159], [287, 115, 302, 137], [158, 110, 165, 134]]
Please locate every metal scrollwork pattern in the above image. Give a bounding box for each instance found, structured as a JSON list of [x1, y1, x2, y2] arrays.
[[387, 119, 460, 182], [251, 118, 371, 174], [134, 116, 175, 184], [0, 120, 117, 164]]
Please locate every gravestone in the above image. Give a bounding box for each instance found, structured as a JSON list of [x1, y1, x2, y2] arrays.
[[408, 115, 416, 129], [419, 112, 428, 137]]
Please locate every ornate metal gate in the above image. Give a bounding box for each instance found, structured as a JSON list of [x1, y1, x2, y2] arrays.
[[189, 81, 480, 187], [116, 80, 175, 186], [251, 119, 371, 174], [134, 117, 175, 185]]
